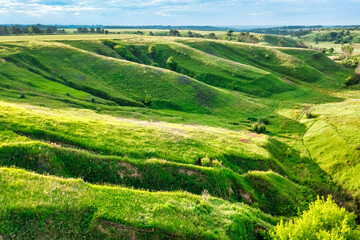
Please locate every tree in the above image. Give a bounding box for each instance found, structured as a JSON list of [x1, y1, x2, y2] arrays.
[[96, 27, 103, 34], [270, 196, 360, 239], [186, 31, 194, 38], [148, 45, 156, 57], [169, 29, 180, 37], [148, 31, 154, 36], [77, 27, 83, 33], [90, 27, 95, 33], [0, 26, 9, 35], [166, 56, 178, 71], [11, 26, 22, 34], [328, 47, 334, 54], [105, 30, 109, 34], [226, 29, 234, 37], [208, 33, 217, 39]]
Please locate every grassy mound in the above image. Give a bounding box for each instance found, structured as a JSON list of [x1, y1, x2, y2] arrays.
[[0, 167, 276, 240]]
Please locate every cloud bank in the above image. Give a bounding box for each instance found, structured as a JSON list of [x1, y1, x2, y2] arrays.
[[0, 0, 359, 25]]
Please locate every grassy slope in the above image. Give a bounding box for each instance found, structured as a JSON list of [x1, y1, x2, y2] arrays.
[[0, 35, 359, 238], [0, 167, 276, 240], [0, 100, 313, 216], [302, 99, 360, 194]]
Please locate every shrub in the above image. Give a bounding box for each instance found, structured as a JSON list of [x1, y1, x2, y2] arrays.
[[102, 39, 117, 49], [259, 117, 270, 125], [166, 56, 178, 71], [252, 122, 266, 134], [212, 159, 222, 168], [207, 33, 217, 39], [148, 45, 156, 57], [269, 196, 360, 239], [19, 94, 26, 99], [345, 76, 359, 87], [114, 45, 138, 62], [200, 157, 211, 167]]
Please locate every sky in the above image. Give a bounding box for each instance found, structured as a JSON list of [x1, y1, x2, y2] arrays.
[[0, 0, 360, 26]]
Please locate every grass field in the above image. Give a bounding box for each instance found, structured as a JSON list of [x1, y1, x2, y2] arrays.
[[0, 33, 359, 239]]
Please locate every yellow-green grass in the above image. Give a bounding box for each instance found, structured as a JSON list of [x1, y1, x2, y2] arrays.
[[0, 100, 333, 216], [0, 167, 277, 239], [302, 98, 360, 194], [1, 35, 360, 238], [0, 40, 265, 117], [0, 100, 272, 170]]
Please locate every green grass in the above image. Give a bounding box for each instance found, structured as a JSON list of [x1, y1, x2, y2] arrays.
[[1, 34, 360, 239], [0, 167, 277, 239], [302, 99, 360, 194]]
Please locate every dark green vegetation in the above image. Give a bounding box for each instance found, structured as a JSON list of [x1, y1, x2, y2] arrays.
[[0, 35, 360, 239]]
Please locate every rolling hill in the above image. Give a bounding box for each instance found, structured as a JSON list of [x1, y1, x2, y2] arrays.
[[0, 34, 359, 239]]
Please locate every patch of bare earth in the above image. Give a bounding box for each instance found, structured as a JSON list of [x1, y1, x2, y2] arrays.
[[178, 168, 205, 180], [240, 189, 253, 203], [117, 162, 142, 179]]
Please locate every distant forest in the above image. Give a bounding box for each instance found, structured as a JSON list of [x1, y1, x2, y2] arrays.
[[1, 24, 360, 37]]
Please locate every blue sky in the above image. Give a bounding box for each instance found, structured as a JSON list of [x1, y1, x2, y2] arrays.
[[0, 0, 360, 26]]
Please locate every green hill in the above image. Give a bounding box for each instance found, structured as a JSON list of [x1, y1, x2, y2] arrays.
[[0, 35, 359, 239]]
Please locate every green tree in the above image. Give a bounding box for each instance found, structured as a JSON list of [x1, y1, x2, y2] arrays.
[[226, 29, 234, 37], [328, 47, 334, 54], [96, 27, 103, 34], [186, 31, 194, 38], [270, 196, 360, 239], [148, 45, 156, 57], [169, 29, 180, 37], [166, 56, 178, 71], [148, 31, 154, 36], [207, 33, 217, 39]]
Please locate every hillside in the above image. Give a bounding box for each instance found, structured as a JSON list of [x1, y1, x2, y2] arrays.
[[0, 35, 359, 239]]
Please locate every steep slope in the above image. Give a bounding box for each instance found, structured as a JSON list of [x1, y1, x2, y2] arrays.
[[1, 36, 359, 239], [0, 100, 315, 216], [302, 98, 360, 195], [0, 167, 276, 240], [62, 39, 294, 98]]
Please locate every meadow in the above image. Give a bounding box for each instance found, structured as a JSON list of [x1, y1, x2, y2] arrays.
[[0, 31, 359, 239]]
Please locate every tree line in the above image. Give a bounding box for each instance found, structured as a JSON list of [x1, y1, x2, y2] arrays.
[[0, 25, 64, 35]]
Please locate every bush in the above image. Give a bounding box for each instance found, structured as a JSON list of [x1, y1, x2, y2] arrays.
[[102, 39, 117, 49], [345, 76, 359, 87], [252, 122, 266, 134], [166, 56, 178, 71], [259, 117, 270, 125], [148, 45, 156, 57], [114, 45, 138, 62], [200, 157, 211, 167], [212, 159, 222, 168], [269, 196, 360, 239]]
